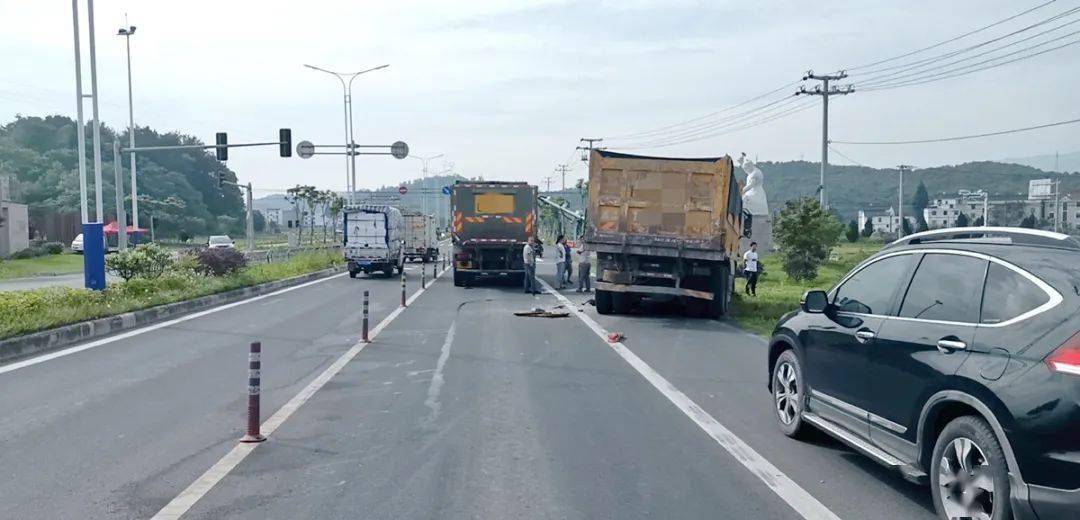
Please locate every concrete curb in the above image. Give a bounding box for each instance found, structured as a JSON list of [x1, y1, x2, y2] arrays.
[[0, 266, 345, 365]]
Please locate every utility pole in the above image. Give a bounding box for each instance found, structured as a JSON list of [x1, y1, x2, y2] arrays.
[[113, 140, 128, 250], [577, 138, 604, 192], [896, 164, 912, 236], [1053, 179, 1061, 232], [543, 175, 554, 192], [245, 182, 255, 252], [555, 164, 570, 191], [118, 21, 139, 243], [797, 71, 853, 209]]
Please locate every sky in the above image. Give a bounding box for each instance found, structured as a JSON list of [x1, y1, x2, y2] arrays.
[[1, 0, 1077, 196]]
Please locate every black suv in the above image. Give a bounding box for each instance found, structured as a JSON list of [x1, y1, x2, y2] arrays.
[[767, 228, 1080, 520]]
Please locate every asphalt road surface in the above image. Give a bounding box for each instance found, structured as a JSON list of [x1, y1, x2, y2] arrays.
[[0, 259, 939, 520]]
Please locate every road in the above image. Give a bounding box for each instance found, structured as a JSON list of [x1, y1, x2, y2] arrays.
[[0, 259, 937, 520]]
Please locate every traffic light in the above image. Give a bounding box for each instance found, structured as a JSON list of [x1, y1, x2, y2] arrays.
[[215, 132, 228, 161], [217, 171, 225, 189], [279, 128, 292, 158]]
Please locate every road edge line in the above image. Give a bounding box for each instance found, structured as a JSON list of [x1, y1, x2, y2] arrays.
[[151, 263, 451, 519], [538, 278, 842, 520]]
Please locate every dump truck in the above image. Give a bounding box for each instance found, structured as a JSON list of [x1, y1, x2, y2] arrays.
[[402, 212, 438, 262], [584, 150, 745, 318], [451, 181, 537, 287], [343, 205, 404, 278]]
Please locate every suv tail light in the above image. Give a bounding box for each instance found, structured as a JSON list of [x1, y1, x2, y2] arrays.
[[455, 252, 472, 261], [1046, 332, 1080, 376]]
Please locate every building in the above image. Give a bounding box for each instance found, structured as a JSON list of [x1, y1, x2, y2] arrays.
[[858, 207, 916, 236], [0, 175, 30, 256], [923, 198, 986, 228], [262, 208, 283, 226]]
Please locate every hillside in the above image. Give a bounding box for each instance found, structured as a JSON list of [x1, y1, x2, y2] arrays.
[[757, 160, 1080, 219], [1001, 150, 1080, 174]]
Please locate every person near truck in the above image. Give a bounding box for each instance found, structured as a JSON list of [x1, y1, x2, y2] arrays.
[[743, 241, 760, 296], [554, 235, 568, 289], [523, 237, 539, 295], [575, 241, 591, 293]]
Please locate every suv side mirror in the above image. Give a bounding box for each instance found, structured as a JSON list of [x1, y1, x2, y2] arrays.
[[802, 290, 829, 313]]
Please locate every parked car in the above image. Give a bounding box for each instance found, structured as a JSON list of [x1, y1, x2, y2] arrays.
[[207, 235, 235, 249], [71, 233, 84, 254], [767, 227, 1080, 520]]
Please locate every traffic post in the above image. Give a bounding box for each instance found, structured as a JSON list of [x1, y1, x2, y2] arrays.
[[240, 341, 266, 443], [401, 269, 407, 307], [422, 264, 427, 288], [432, 261, 436, 282], [362, 290, 370, 342]]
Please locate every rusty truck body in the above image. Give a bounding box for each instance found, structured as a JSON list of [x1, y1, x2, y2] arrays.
[[584, 150, 744, 318]]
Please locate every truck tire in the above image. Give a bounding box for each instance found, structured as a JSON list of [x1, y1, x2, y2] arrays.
[[612, 293, 630, 314], [383, 266, 394, 277], [453, 269, 466, 287], [706, 262, 732, 319], [595, 289, 613, 314], [349, 270, 358, 279]]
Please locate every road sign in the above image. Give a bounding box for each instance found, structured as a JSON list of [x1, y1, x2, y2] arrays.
[[442, 186, 452, 195], [1028, 178, 1054, 200], [398, 185, 408, 195], [391, 141, 409, 160], [296, 141, 315, 159]]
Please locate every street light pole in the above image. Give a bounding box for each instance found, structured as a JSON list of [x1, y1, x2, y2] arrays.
[[303, 63, 389, 202], [70, 0, 89, 225], [410, 153, 443, 216], [87, 0, 104, 223], [118, 23, 139, 242]]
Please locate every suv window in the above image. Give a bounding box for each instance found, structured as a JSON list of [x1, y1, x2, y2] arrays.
[[980, 262, 1049, 324], [899, 253, 986, 323], [833, 254, 913, 315]]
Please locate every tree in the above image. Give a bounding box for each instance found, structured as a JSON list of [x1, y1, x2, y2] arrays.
[[912, 181, 930, 215], [772, 197, 844, 281], [955, 212, 969, 228], [1020, 214, 1037, 228], [902, 218, 914, 236], [846, 219, 859, 242], [861, 218, 874, 238], [251, 210, 266, 233], [328, 193, 345, 241], [916, 214, 929, 232]]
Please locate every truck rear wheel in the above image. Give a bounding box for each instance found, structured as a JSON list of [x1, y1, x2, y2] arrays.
[[453, 269, 467, 287], [349, 270, 358, 279], [383, 266, 394, 277], [611, 292, 630, 314], [595, 289, 613, 314], [706, 262, 732, 319]]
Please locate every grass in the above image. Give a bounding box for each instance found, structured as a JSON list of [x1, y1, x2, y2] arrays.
[[0, 250, 342, 340], [731, 241, 883, 336], [0, 254, 85, 280]]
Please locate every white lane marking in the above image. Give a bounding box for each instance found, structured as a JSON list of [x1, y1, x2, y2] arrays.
[[424, 319, 457, 421], [538, 277, 842, 520], [0, 273, 348, 376], [152, 265, 450, 520]]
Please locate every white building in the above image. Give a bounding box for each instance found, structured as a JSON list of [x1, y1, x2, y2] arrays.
[[858, 207, 917, 236], [923, 198, 985, 228], [262, 208, 283, 226]]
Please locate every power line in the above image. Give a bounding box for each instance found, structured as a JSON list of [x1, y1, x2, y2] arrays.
[[831, 116, 1080, 145], [841, 0, 1057, 72], [614, 98, 818, 150], [611, 95, 806, 148], [827, 145, 868, 167]]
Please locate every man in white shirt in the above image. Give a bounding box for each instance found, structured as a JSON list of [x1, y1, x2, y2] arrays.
[[554, 235, 567, 289], [743, 241, 760, 296], [523, 237, 539, 294]]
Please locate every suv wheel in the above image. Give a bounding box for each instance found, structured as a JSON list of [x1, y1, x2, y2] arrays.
[[772, 350, 806, 438], [931, 416, 1011, 520]]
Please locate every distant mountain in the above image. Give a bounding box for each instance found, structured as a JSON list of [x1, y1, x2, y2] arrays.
[[1000, 151, 1080, 174], [758, 160, 1080, 220]]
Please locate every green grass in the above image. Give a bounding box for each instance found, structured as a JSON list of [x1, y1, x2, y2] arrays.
[[0, 254, 85, 280], [0, 250, 342, 340], [731, 242, 883, 336]]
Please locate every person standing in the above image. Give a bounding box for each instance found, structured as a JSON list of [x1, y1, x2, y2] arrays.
[[743, 241, 760, 296], [523, 237, 539, 295], [564, 239, 573, 283], [576, 241, 592, 292], [554, 235, 567, 289]]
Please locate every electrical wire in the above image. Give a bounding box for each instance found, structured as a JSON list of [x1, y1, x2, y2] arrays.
[[827, 145, 869, 167], [601, 79, 804, 141], [831, 116, 1080, 145], [610, 95, 805, 148], [616, 98, 819, 150], [840, 0, 1057, 72]]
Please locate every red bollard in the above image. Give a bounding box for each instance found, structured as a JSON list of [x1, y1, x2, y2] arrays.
[[401, 270, 407, 307], [240, 341, 266, 443], [362, 290, 370, 342]]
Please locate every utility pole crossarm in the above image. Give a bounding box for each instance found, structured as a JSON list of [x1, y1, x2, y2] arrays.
[[796, 70, 855, 209]]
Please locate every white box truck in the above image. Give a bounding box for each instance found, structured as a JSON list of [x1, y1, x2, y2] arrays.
[[403, 212, 438, 262], [343, 205, 404, 278]]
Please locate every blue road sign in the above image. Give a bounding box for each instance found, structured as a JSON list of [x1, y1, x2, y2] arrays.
[[442, 186, 452, 195]]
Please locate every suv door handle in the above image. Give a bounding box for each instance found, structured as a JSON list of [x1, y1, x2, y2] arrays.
[[936, 339, 968, 353], [855, 330, 876, 343]]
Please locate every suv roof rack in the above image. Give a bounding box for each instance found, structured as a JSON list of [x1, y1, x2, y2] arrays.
[[886, 227, 1080, 251]]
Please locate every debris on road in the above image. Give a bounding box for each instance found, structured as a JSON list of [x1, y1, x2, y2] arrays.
[[514, 307, 570, 318], [607, 332, 624, 343]]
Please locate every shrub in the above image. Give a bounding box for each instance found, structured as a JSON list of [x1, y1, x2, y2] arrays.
[[105, 243, 175, 281], [196, 248, 246, 276], [8, 247, 43, 260], [773, 197, 843, 281], [43, 242, 65, 254], [845, 219, 859, 243]]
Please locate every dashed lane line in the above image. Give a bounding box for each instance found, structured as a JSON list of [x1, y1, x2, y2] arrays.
[[151, 265, 451, 520]]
